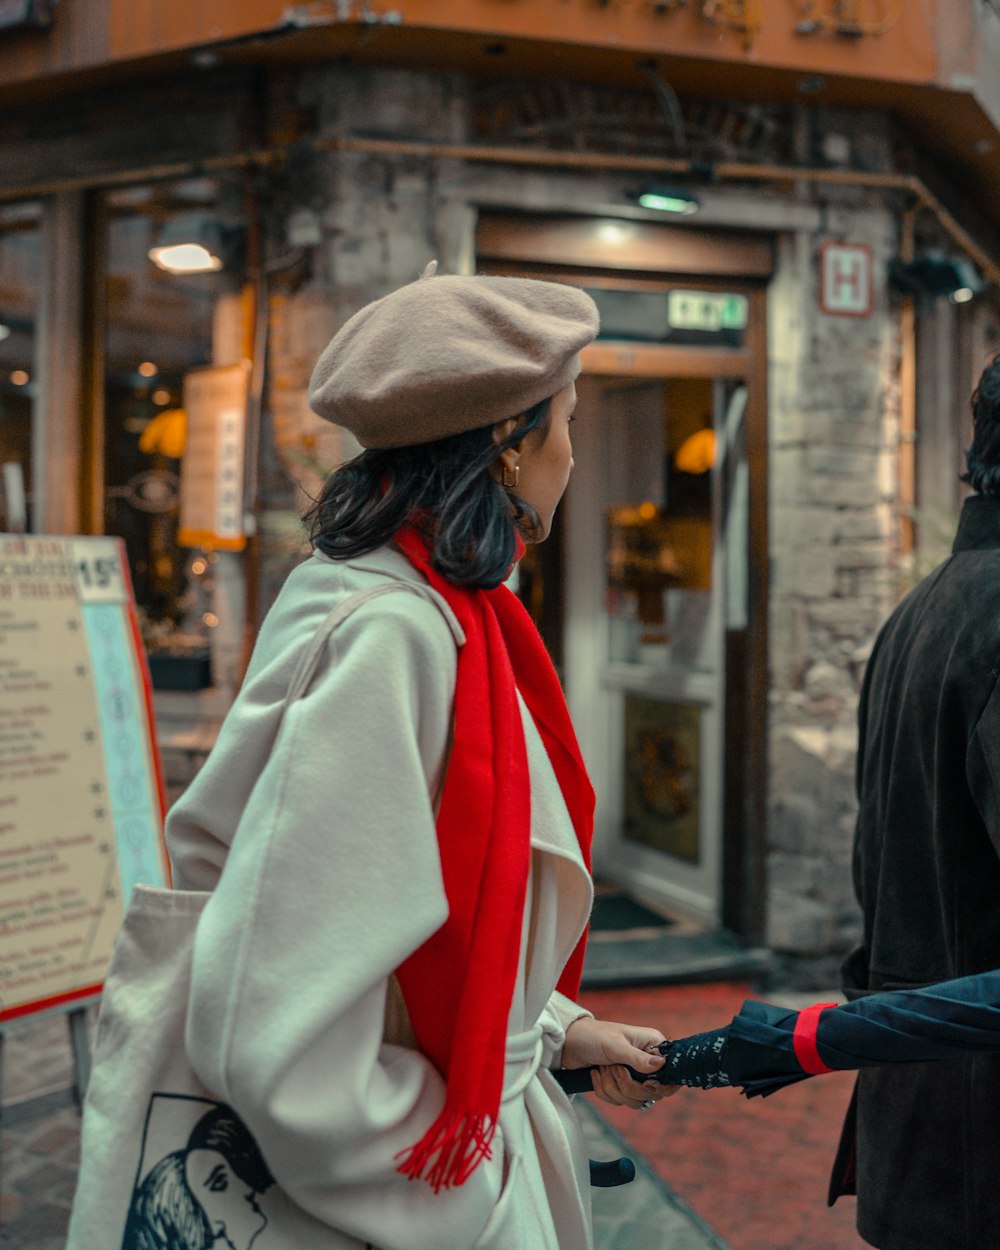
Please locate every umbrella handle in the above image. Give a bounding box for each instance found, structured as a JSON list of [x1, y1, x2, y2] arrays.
[[588, 1157, 636, 1187], [552, 1063, 652, 1095]]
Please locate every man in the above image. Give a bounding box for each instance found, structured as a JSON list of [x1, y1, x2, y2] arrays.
[[831, 354, 1000, 1249]]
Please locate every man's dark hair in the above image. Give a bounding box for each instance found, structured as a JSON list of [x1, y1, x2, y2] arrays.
[[961, 353, 1000, 496], [304, 398, 551, 589]]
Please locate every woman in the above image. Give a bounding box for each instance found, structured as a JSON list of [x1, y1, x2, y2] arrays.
[[122, 1104, 274, 1250], [164, 265, 672, 1250]]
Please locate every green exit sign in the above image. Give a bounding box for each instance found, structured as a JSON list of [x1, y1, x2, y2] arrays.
[[667, 291, 748, 333], [0, 0, 55, 29]]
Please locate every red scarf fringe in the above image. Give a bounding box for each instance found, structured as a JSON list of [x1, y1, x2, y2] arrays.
[[395, 1108, 497, 1194]]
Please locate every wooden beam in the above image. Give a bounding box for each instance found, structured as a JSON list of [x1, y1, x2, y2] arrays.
[[34, 191, 84, 534]]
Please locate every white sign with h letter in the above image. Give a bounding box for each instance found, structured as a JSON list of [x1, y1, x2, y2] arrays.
[[819, 242, 874, 317]]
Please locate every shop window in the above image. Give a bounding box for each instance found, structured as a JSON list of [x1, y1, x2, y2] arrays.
[[605, 377, 715, 671], [100, 178, 247, 687], [0, 202, 41, 531]]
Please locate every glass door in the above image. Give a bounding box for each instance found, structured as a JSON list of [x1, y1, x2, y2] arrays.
[[567, 372, 748, 921]]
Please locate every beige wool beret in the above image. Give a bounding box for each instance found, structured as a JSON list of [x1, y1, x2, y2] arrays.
[[308, 266, 599, 448]]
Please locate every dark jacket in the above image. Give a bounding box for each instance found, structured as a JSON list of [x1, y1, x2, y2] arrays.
[[835, 495, 1000, 1250]]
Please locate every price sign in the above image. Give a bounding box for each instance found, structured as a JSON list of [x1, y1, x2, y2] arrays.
[[0, 534, 167, 1023], [72, 537, 128, 603]]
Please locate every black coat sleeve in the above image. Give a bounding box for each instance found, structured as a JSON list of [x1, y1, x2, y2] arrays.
[[667, 970, 1000, 1098]]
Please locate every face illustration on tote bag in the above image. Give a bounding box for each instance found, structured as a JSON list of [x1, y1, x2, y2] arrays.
[[121, 1095, 274, 1250]]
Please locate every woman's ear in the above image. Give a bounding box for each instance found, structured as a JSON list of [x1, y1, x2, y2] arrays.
[[491, 417, 522, 482], [491, 416, 520, 448]]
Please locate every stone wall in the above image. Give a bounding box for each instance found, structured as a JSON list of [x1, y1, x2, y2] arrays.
[[766, 195, 902, 980], [254, 68, 476, 619]]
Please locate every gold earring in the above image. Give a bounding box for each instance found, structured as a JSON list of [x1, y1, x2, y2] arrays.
[[502, 464, 520, 489]]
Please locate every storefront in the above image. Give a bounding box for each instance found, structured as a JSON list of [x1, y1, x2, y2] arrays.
[[1, 50, 999, 967]]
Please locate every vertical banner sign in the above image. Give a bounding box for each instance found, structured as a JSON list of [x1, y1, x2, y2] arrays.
[[0, 535, 168, 1023], [178, 362, 251, 552]]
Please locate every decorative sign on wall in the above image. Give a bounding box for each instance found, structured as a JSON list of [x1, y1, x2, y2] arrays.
[[819, 241, 874, 317], [0, 534, 167, 1023], [623, 693, 702, 864], [178, 362, 250, 552]]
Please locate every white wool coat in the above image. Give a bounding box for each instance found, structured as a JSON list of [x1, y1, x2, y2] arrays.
[[165, 546, 597, 1250]]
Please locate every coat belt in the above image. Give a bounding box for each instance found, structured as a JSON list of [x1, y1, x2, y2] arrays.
[[503, 1025, 544, 1102]]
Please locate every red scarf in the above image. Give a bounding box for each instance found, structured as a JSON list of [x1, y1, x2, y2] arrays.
[[392, 526, 594, 1191]]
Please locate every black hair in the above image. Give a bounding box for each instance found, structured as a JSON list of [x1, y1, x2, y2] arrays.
[[961, 353, 1000, 496], [304, 398, 551, 589], [121, 1153, 213, 1250], [187, 1105, 275, 1194]]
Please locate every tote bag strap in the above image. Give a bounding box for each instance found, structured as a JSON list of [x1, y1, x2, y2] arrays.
[[283, 580, 454, 709]]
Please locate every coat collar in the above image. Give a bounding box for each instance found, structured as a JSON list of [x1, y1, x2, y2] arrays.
[[311, 545, 466, 646], [952, 495, 1000, 554]]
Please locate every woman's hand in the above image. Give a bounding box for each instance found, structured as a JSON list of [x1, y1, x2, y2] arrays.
[[562, 1017, 679, 1110]]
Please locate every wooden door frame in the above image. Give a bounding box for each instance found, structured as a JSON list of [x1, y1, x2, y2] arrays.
[[722, 284, 768, 942]]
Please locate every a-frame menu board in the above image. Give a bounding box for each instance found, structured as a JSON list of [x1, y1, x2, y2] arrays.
[[0, 534, 168, 1024]]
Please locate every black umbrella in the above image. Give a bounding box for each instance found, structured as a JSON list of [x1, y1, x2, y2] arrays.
[[553, 969, 1000, 1099]]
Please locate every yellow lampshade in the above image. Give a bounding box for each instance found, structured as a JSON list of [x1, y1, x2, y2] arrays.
[[673, 428, 716, 475], [139, 407, 187, 459]]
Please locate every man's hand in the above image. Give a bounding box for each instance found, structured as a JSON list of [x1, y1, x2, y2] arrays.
[[562, 1017, 679, 1110]]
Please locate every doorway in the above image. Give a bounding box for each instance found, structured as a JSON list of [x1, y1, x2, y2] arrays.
[[477, 212, 770, 937], [566, 371, 750, 921]]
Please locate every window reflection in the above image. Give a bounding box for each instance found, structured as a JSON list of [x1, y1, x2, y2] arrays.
[[605, 377, 715, 671], [101, 178, 246, 685], [0, 202, 41, 530]]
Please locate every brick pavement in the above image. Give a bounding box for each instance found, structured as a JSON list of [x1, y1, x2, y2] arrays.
[[581, 982, 867, 1250]]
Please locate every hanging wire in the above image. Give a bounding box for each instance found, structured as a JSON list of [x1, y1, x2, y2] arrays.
[[640, 64, 689, 154]]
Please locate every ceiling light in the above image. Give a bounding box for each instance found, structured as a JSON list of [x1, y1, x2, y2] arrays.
[[634, 187, 700, 215], [149, 242, 223, 275], [148, 214, 241, 275], [951, 287, 975, 304], [0, 323, 9, 342], [597, 223, 629, 245]]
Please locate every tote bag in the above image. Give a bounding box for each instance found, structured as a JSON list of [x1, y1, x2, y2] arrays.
[[66, 582, 438, 1250]]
